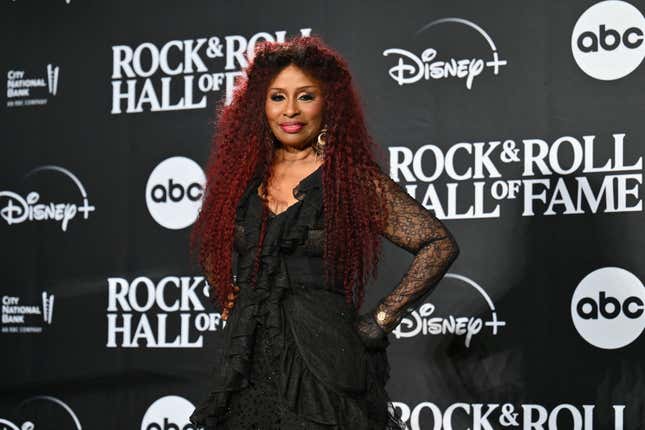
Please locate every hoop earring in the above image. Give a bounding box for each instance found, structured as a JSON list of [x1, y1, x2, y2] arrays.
[[313, 126, 327, 159]]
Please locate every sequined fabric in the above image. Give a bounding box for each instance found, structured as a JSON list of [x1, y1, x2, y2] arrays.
[[217, 323, 317, 429]]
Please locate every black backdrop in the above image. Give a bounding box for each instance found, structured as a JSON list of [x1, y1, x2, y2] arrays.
[[2, 1, 644, 429]]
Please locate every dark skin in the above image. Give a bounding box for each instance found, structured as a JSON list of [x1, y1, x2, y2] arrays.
[[260, 64, 325, 215], [222, 64, 326, 320]]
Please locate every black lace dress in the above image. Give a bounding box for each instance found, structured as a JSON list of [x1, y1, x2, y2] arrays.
[[189, 165, 459, 429]]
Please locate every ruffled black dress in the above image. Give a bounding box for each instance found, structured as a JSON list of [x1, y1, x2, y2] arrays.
[[190, 165, 405, 429]]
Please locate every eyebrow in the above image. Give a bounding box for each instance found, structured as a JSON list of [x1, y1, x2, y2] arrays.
[[269, 85, 319, 91]]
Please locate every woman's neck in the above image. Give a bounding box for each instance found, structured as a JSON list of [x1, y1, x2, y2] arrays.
[[274, 145, 317, 163]]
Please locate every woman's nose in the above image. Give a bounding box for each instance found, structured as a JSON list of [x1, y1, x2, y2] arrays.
[[283, 97, 299, 117]]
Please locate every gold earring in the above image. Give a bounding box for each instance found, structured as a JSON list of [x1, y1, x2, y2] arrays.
[[313, 126, 327, 158]]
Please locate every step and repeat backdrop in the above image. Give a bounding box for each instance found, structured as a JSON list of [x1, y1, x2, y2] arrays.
[[2, 0, 644, 429]]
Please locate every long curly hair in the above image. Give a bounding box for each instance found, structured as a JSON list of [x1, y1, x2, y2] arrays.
[[189, 35, 388, 311]]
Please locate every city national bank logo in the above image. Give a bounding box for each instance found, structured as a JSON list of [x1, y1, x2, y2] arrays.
[[571, 266, 644, 349], [111, 28, 311, 114], [0, 395, 82, 430], [141, 395, 195, 430], [7, 64, 60, 108], [392, 273, 505, 347], [1, 292, 54, 334], [106, 275, 226, 348], [0, 165, 96, 231], [393, 401, 626, 430], [383, 18, 507, 89], [571, 0, 645, 80], [146, 156, 205, 230]]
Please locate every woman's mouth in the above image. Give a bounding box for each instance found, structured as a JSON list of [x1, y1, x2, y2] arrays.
[[279, 122, 304, 133]]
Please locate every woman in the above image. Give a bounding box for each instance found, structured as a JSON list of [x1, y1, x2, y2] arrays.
[[189, 35, 459, 429]]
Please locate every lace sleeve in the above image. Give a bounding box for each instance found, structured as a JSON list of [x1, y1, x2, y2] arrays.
[[368, 169, 460, 334]]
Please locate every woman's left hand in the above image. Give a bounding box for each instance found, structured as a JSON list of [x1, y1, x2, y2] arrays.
[[354, 311, 390, 350]]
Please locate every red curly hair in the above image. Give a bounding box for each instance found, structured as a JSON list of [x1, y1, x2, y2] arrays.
[[189, 35, 388, 311]]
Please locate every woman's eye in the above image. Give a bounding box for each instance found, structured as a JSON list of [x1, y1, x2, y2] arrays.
[[269, 93, 314, 102]]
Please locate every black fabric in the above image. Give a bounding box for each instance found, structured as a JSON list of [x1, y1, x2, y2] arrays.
[[367, 171, 460, 333], [354, 311, 389, 351], [190, 165, 406, 429]]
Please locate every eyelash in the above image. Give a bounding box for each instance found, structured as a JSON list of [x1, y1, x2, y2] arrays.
[[270, 93, 315, 101]]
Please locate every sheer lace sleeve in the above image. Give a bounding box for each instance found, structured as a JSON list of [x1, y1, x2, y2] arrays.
[[358, 169, 460, 339]]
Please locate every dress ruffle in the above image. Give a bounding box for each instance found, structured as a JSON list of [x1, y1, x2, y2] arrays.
[[190, 167, 405, 429]]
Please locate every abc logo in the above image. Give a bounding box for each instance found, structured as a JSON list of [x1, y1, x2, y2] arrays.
[[576, 291, 644, 319], [145, 156, 205, 230], [141, 395, 197, 430], [150, 179, 202, 204], [571, 0, 645, 80], [571, 267, 645, 349], [577, 24, 643, 52]]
